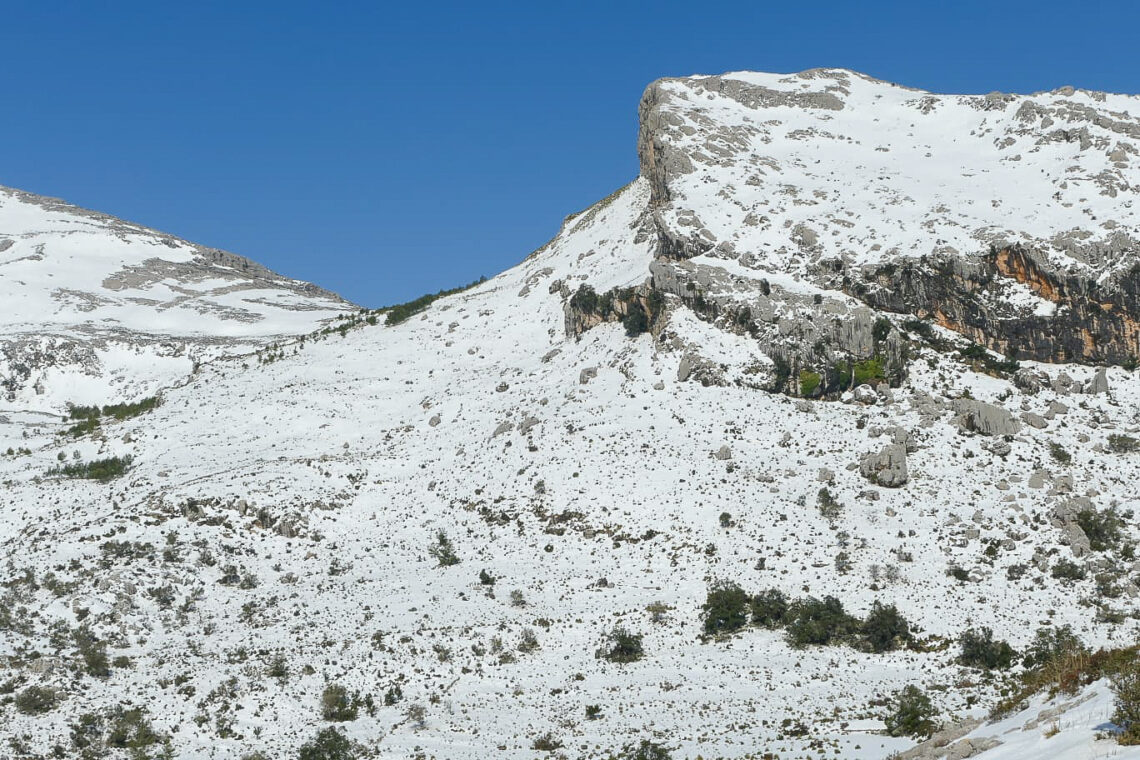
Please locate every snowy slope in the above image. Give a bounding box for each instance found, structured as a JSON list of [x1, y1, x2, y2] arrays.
[[0, 184, 351, 413], [1, 73, 1140, 760], [642, 68, 1140, 277]]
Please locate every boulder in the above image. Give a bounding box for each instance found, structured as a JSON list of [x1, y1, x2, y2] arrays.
[[951, 399, 1020, 436], [1085, 367, 1109, 394], [859, 444, 908, 488]]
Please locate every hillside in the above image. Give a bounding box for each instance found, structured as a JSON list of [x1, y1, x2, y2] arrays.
[[1, 69, 1139, 760], [0, 184, 351, 416]]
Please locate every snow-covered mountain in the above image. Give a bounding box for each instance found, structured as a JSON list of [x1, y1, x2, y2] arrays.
[[2, 70, 1139, 760], [0, 184, 351, 415]]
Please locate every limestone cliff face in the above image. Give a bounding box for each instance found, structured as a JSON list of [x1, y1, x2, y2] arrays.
[[581, 69, 1140, 380], [857, 246, 1140, 364]]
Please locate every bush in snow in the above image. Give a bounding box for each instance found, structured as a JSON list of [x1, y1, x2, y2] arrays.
[[701, 581, 750, 634], [885, 684, 937, 738], [958, 627, 1016, 670], [597, 626, 645, 663]]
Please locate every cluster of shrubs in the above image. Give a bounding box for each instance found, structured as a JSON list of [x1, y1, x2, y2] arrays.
[[64, 396, 160, 436], [701, 583, 913, 652], [596, 626, 644, 663], [983, 625, 1139, 746], [384, 276, 487, 326], [46, 455, 134, 482], [569, 284, 664, 338], [798, 356, 888, 397]]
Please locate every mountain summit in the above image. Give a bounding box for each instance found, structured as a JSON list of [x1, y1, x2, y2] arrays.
[[0, 184, 350, 412], [2, 70, 1139, 760]]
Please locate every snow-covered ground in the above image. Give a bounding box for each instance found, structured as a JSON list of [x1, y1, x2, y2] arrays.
[[2, 71, 1139, 760]]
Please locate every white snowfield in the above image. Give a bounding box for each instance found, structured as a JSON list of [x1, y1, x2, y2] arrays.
[[644, 68, 1140, 279], [1, 71, 1139, 760], [0, 184, 350, 413]]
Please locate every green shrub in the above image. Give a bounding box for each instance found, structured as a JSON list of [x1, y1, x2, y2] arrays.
[[532, 733, 563, 751], [15, 685, 58, 714], [598, 626, 644, 663], [835, 357, 885, 388], [816, 487, 842, 521], [623, 304, 649, 337], [105, 707, 166, 752], [1049, 442, 1072, 464], [1113, 661, 1140, 745], [861, 602, 912, 653], [384, 277, 486, 326], [48, 455, 133, 482], [885, 685, 937, 738], [702, 581, 751, 635], [1021, 625, 1085, 670], [1076, 507, 1125, 551], [320, 684, 359, 722], [958, 627, 1016, 670], [750, 589, 789, 628], [1109, 434, 1139, 453], [785, 596, 859, 647], [799, 370, 821, 397], [569, 285, 599, 313], [427, 531, 459, 566], [1051, 559, 1086, 581], [608, 740, 673, 760], [74, 626, 110, 678], [299, 726, 358, 760]]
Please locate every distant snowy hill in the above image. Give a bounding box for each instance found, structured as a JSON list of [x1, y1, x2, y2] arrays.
[[1, 70, 1138, 760], [0, 184, 350, 414]]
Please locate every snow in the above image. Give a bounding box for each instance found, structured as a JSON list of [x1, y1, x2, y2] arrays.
[[2, 73, 1140, 760]]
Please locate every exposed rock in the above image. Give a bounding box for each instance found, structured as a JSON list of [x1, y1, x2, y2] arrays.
[[1085, 367, 1109, 393], [714, 445, 732, 460], [859, 444, 908, 488], [1021, 412, 1047, 429], [952, 399, 1021, 436], [579, 367, 598, 384]]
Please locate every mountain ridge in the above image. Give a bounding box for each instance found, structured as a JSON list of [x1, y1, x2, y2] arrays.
[[1, 70, 1139, 760]]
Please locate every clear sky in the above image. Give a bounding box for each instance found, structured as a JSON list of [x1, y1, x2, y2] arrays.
[[2, 0, 1137, 307]]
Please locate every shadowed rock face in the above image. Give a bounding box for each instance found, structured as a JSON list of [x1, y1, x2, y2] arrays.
[[857, 245, 1140, 364]]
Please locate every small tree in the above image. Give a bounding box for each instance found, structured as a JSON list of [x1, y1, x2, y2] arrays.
[[785, 596, 859, 647], [958, 627, 1016, 670], [427, 531, 459, 566], [750, 589, 789, 628], [609, 740, 673, 760], [884, 685, 937, 738], [702, 581, 750, 634], [298, 726, 357, 760], [320, 684, 359, 722], [15, 685, 58, 715], [1113, 662, 1140, 745], [598, 627, 644, 663], [861, 602, 912, 653]]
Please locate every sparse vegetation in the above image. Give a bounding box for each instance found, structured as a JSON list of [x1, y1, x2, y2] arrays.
[[1108, 434, 1139, 453], [701, 581, 751, 634], [298, 726, 358, 760], [47, 455, 133, 482], [959, 627, 1016, 670], [598, 626, 645, 663], [384, 276, 487, 326], [885, 685, 937, 738], [427, 530, 460, 566], [15, 685, 58, 715]]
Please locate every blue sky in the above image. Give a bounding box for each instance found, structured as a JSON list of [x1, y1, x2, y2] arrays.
[[2, 0, 1137, 307]]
